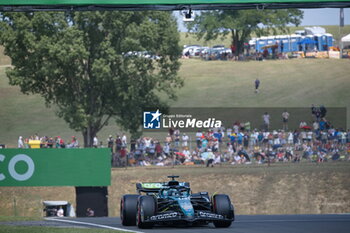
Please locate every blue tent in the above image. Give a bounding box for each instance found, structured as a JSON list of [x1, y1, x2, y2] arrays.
[[297, 38, 317, 44]]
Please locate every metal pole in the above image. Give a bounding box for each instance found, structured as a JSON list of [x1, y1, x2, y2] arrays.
[[189, 136, 192, 152], [13, 197, 17, 217], [339, 8, 344, 56]]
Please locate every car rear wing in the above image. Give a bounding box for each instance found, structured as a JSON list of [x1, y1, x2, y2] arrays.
[[136, 182, 190, 194]]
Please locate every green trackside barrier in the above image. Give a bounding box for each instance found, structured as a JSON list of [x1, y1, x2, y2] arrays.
[[0, 148, 111, 187], [1, 0, 350, 6]]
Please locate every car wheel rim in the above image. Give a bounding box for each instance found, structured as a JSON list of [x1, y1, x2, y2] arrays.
[[120, 200, 124, 221], [140, 205, 144, 222]]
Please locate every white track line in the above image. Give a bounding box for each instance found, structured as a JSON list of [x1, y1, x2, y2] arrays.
[[235, 219, 350, 223], [45, 218, 144, 233]]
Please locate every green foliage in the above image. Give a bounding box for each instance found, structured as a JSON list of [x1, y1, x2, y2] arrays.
[[0, 11, 182, 145], [187, 9, 303, 54]]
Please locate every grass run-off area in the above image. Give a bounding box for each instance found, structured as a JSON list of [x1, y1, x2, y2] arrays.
[[0, 225, 125, 233], [0, 162, 349, 217], [1, 57, 349, 147]]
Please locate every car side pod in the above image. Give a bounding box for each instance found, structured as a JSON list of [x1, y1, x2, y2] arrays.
[[212, 194, 235, 228], [120, 194, 139, 226]]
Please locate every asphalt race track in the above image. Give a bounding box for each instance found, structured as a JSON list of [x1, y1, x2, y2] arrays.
[[43, 214, 350, 233]]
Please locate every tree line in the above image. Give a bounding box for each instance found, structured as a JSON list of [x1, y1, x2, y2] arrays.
[[0, 9, 302, 147]]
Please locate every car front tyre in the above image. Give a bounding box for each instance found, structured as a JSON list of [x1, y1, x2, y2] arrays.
[[212, 194, 234, 228]]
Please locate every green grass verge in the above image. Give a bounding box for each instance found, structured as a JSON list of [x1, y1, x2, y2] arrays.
[[0, 225, 125, 233], [0, 216, 42, 222]]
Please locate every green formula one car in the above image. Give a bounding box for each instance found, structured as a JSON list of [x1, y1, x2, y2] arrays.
[[120, 175, 235, 229]]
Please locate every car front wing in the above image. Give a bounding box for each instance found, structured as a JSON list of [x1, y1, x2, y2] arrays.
[[144, 211, 233, 223]]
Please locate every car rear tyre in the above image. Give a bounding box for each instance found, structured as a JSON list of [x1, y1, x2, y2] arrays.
[[120, 194, 139, 226], [212, 194, 234, 228], [137, 196, 156, 229]]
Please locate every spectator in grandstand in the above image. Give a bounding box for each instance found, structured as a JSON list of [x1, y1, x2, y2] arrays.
[[237, 132, 243, 146], [306, 130, 313, 142], [282, 110, 290, 130], [299, 121, 307, 129], [249, 130, 258, 149], [165, 133, 172, 145], [204, 149, 215, 167], [196, 130, 203, 148], [47, 137, 54, 148], [168, 128, 174, 140], [243, 133, 249, 148], [130, 138, 136, 152], [226, 142, 234, 158], [213, 130, 223, 143], [213, 138, 220, 152], [255, 78, 260, 93], [182, 133, 189, 147], [319, 118, 327, 130], [237, 146, 251, 163], [93, 136, 98, 148], [122, 133, 127, 147], [40, 136, 47, 148], [18, 136, 24, 148], [182, 147, 191, 163], [67, 136, 79, 148], [144, 137, 151, 150], [257, 131, 263, 145], [54, 137, 59, 148], [58, 136, 65, 148], [339, 130, 347, 145], [213, 152, 221, 165], [226, 127, 232, 138], [262, 112, 270, 131], [280, 41, 284, 54], [155, 141, 163, 158], [207, 129, 214, 138], [244, 121, 251, 132], [115, 135, 122, 152], [263, 48, 269, 59], [313, 121, 319, 131], [174, 129, 180, 147], [201, 137, 208, 151], [320, 105, 327, 118], [163, 143, 170, 157], [272, 132, 281, 150], [119, 146, 127, 166], [311, 104, 322, 122], [233, 121, 240, 134], [148, 140, 156, 158], [232, 153, 243, 165], [107, 135, 114, 152]]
